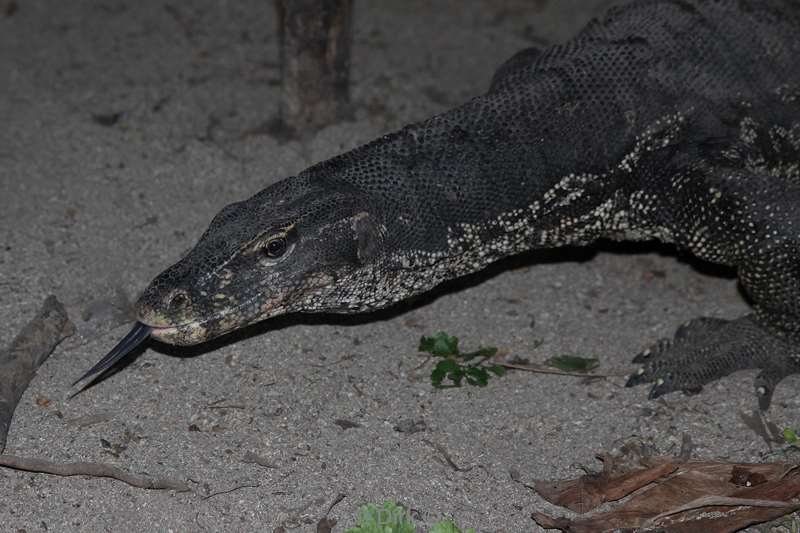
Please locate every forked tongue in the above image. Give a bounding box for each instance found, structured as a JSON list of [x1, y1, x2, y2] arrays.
[[73, 322, 152, 385]]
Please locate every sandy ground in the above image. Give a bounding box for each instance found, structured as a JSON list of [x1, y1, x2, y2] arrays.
[[1, 1, 798, 531]]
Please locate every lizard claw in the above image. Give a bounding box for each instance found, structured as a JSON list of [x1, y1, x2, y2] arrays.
[[753, 365, 793, 411], [624, 366, 649, 387], [646, 376, 672, 400]]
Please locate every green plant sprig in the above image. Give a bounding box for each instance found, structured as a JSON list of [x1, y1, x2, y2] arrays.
[[344, 501, 476, 533], [419, 331, 506, 388]]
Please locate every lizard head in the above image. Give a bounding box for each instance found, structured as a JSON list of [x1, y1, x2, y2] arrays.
[[76, 174, 388, 383], [140, 175, 388, 345]]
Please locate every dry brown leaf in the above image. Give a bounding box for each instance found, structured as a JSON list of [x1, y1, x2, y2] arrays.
[[533, 460, 678, 513], [532, 457, 800, 533]]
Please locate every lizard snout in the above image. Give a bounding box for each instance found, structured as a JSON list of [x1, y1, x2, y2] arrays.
[[135, 268, 203, 328]]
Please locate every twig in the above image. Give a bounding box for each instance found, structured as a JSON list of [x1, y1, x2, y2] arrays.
[[348, 376, 364, 397], [780, 464, 800, 480], [509, 467, 538, 492], [242, 451, 278, 469], [0, 454, 189, 491], [649, 495, 795, 525], [496, 361, 618, 378], [204, 397, 248, 410], [0, 295, 74, 453], [65, 412, 113, 428], [326, 492, 346, 515], [422, 439, 473, 472], [203, 482, 260, 500], [412, 355, 432, 372]]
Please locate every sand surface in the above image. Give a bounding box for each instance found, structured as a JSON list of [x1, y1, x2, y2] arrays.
[[1, 1, 798, 531]]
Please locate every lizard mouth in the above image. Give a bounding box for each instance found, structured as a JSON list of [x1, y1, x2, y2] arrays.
[[73, 296, 285, 386], [145, 322, 189, 343], [142, 293, 285, 345], [73, 318, 220, 386], [145, 321, 202, 343]]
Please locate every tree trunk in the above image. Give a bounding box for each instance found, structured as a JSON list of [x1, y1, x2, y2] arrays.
[[275, 0, 353, 137]]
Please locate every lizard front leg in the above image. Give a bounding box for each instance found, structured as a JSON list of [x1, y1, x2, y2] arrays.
[[626, 165, 800, 409], [625, 314, 800, 410]]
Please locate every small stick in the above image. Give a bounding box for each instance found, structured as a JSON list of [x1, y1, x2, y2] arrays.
[[0, 295, 74, 453], [0, 454, 189, 491], [242, 451, 278, 469], [422, 439, 473, 472], [326, 492, 346, 515], [648, 495, 796, 524], [203, 482, 260, 500], [496, 361, 618, 379]]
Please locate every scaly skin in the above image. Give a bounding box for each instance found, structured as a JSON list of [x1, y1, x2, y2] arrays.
[[80, 0, 800, 409]]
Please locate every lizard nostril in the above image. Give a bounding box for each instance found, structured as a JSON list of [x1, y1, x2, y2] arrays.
[[168, 290, 190, 312]]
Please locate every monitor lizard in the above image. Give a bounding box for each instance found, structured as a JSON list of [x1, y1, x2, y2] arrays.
[[79, 0, 800, 410]]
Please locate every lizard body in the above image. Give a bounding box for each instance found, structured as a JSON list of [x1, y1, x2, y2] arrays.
[[81, 0, 800, 409]]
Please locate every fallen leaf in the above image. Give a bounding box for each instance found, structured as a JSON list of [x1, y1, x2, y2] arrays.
[[532, 453, 800, 533], [533, 460, 677, 513], [35, 396, 52, 408]]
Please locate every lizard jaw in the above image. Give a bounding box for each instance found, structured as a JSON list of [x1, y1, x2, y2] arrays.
[[142, 295, 287, 346], [75, 291, 291, 385], [146, 320, 213, 345]]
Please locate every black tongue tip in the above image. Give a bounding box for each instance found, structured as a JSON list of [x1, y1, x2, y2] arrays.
[[73, 322, 152, 386]]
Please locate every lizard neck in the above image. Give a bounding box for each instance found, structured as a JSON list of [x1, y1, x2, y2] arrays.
[[303, 94, 691, 306]]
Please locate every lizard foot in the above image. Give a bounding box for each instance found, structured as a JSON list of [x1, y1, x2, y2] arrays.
[[625, 315, 800, 410]]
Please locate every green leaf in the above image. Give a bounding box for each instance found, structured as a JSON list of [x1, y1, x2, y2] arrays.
[[431, 359, 459, 387], [344, 502, 477, 533], [545, 355, 599, 373], [420, 332, 459, 357], [465, 366, 489, 386], [431, 363, 447, 387], [419, 336, 436, 354], [474, 346, 497, 358], [421, 332, 507, 388], [784, 427, 799, 444], [429, 521, 460, 533], [430, 521, 476, 533], [487, 364, 506, 377], [447, 365, 465, 387], [459, 346, 497, 361], [344, 502, 416, 533]]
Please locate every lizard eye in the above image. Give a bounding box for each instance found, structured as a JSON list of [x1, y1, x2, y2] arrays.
[[265, 237, 287, 258]]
